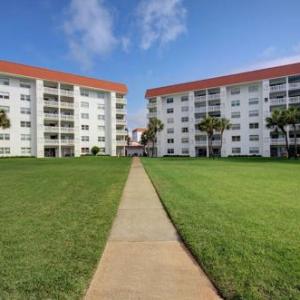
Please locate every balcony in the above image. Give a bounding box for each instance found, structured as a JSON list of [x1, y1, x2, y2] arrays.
[[207, 93, 221, 100], [195, 140, 207, 146], [289, 96, 300, 104], [44, 87, 58, 95], [269, 84, 286, 92], [60, 101, 74, 109], [116, 97, 127, 104], [116, 140, 126, 146], [61, 127, 74, 133], [194, 107, 207, 113], [116, 130, 128, 135], [44, 126, 59, 132], [44, 113, 59, 120], [208, 105, 222, 112], [60, 114, 74, 121], [61, 139, 75, 145], [116, 108, 126, 114], [194, 95, 206, 102], [60, 89, 74, 97], [44, 139, 59, 145], [289, 82, 300, 90], [147, 112, 157, 119], [269, 98, 287, 106], [116, 119, 127, 125], [147, 102, 157, 108], [270, 138, 286, 145], [44, 100, 58, 107]]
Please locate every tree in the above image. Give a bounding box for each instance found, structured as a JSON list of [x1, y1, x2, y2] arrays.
[[198, 116, 219, 158], [148, 118, 164, 157], [126, 134, 131, 146], [216, 118, 232, 156], [140, 130, 151, 156], [286, 107, 300, 158], [266, 109, 290, 158], [0, 109, 10, 129], [91, 146, 100, 156]]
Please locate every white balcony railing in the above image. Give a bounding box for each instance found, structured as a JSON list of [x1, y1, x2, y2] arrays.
[[60, 89, 74, 97], [116, 141, 126, 146], [207, 93, 221, 100], [60, 114, 74, 121], [44, 126, 59, 132], [44, 87, 58, 95], [44, 100, 58, 107], [195, 140, 207, 146], [147, 102, 157, 108], [289, 96, 300, 104], [44, 113, 59, 119], [269, 98, 287, 106], [208, 105, 222, 112], [116, 97, 127, 104], [269, 84, 286, 92], [147, 112, 157, 118], [61, 127, 74, 133], [44, 139, 59, 145], [289, 82, 300, 90], [270, 138, 286, 145], [194, 95, 207, 102], [116, 130, 128, 135], [116, 119, 127, 125], [61, 139, 75, 145], [60, 102, 74, 109], [116, 108, 126, 114], [194, 107, 207, 113]]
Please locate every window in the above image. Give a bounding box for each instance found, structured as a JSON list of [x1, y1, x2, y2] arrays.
[[96, 92, 105, 99], [231, 111, 240, 119], [0, 147, 10, 154], [20, 94, 30, 101], [166, 97, 174, 103], [167, 128, 174, 134], [0, 77, 9, 85], [21, 147, 31, 155], [98, 136, 105, 142], [181, 117, 189, 122], [149, 98, 156, 104], [232, 136, 241, 142], [81, 125, 89, 130], [167, 118, 174, 124], [21, 134, 31, 141], [182, 148, 189, 155], [167, 108, 174, 114], [81, 101, 89, 108], [167, 138, 174, 144], [81, 113, 89, 119], [99, 147, 105, 153], [248, 85, 259, 92], [98, 104, 105, 110], [80, 89, 89, 97], [181, 106, 189, 112], [167, 148, 174, 154], [0, 133, 10, 140], [0, 106, 9, 112], [181, 96, 188, 102], [249, 98, 259, 105], [20, 107, 31, 114], [249, 135, 259, 141], [81, 136, 89, 142], [98, 115, 105, 120], [231, 87, 240, 95], [249, 123, 259, 129], [249, 110, 259, 117], [249, 147, 259, 154], [232, 147, 241, 154], [231, 100, 240, 107], [181, 137, 189, 143], [81, 147, 89, 154], [231, 124, 240, 130], [98, 125, 105, 131], [20, 121, 31, 127], [182, 127, 189, 133], [20, 81, 31, 88], [0, 92, 9, 100]]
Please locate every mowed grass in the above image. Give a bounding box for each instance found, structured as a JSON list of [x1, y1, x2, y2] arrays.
[[0, 157, 131, 299], [142, 157, 300, 300]]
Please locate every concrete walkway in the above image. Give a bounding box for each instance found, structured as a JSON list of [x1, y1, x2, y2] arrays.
[[85, 158, 221, 300]]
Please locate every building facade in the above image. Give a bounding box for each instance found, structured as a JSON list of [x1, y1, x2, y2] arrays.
[[0, 60, 127, 157], [132, 128, 146, 143], [145, 63, 300, 157]]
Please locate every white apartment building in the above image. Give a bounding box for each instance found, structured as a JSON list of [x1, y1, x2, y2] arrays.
[[0, 60, 127, 157], [132, 128, 146, 143], [145, 63, 300, 157]]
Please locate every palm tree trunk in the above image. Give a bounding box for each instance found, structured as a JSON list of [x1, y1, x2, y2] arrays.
[[209, 135, 213, 159], [283, 130, 290, 158], [293, 124, 297, 159], [152, 139, 154, 157], [220, 131, 223, 158]]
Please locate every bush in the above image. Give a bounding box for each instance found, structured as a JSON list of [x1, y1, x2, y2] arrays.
[[91, 146, 100, 156]]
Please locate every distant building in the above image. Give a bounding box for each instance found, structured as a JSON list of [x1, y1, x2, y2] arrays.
[[132, 127, 146, 143], [125, 141, 144, 156]]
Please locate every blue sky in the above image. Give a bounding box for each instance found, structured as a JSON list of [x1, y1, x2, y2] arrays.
[[1, 0, 300, 129]]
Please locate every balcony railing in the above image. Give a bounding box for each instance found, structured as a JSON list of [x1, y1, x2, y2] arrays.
[[207, 93, 221, 100], [116, 140, 126, 146], [194, 95, 206, 102], [147, 102, 157, 108], [60, 89, 74, 97], [289, 82, 300, 90], [116, 97, 127, 104], [208, 105, 222, 112], [44, 126, 59, 132], [44, 139, 59, 145], [195, 140, 207, 146], [270, 138, 286, 145], [194, 107, 207, 113], [116, 108, 126, 114], [44, 87, 58, 95], [44, 113, 59, 119], [60, 114, 74, 121], [289, 96, 300, 104], [147, 112, 157, 118], [269, 84, 286, 92], [61, 139, 75, 145], [116, 130, 128, 135], [61, 127, 74, 133], [44, 100, 58, 107], [60, 101, 74, 109], [116, 119, 127, 125], [269, 98, 287, 106]]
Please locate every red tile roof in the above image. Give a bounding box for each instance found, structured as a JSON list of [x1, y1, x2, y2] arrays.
[[145, 62, 300, 98], [132, 128, 147, 132], [0, 60, 127, 94]]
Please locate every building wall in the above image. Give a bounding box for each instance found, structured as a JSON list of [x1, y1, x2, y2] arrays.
[[146, 74, 300, 157], [0, 73, 127, 157]]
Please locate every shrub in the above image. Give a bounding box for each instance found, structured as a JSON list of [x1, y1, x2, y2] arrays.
[[91, 146, 100, 156]]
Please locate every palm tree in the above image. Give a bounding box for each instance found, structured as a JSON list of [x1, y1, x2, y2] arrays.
[[198, 116, 219, 158], [266, 109, 289, 158], [286, 107, 300, 158], [216, 118, 232, 156], [141, 129, 150, 156], [148, 118, 164, 157], [0, 109, 10, 129]]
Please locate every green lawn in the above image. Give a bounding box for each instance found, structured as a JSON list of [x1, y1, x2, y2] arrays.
[[0, 157, 131, 299], [142, 157, 300, 300]]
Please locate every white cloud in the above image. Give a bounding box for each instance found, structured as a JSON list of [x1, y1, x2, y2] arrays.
[[63, 0, 117, 69], [127, 108, 147, 131], [137, 0, 187, 50], [121, 36, 131, 53]]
